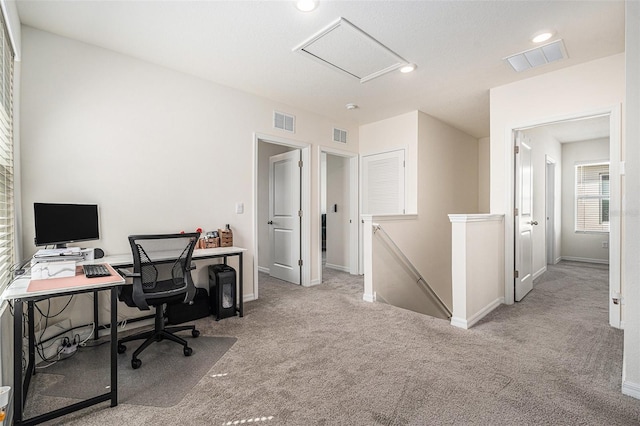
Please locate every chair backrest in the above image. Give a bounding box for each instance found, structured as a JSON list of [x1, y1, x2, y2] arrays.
[[127, 232, 200, 310]]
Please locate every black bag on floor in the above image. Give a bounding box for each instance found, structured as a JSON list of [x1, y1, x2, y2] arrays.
[[166, 287, 211, 325]]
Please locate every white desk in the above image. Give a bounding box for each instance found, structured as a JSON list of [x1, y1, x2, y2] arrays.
[[87, 246, 247, 330], [4, 266, 125, 426]]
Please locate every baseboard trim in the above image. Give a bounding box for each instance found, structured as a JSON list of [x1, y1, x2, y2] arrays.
[[363, 293, 375, 303], [309, 278, 321, 286], [560, 256, 609, 265], [243, 293, 256, 302], [257, 266, 270, 274], [533, 266, 547, 280], [451, 297, 505, 330], [450, 317, 468, 329], [622, 380, 640, 399], [325, 263, 350, 273]]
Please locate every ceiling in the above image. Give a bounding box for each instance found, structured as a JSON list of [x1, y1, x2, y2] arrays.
[[15, 0, 625, 139], [539, 115, 611, 143]]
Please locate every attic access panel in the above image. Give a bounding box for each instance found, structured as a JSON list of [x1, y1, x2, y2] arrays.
[[293, 17, 409, 83]]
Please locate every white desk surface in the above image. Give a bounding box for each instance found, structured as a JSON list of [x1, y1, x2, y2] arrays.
[[92, 246, 247, 267], [3, 246, 246, 301]]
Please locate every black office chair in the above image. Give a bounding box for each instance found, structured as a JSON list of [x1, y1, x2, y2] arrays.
[[117, 232, 201, 369]]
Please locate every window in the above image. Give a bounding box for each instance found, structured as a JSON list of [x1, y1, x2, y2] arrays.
[[575, 162, 609, 233], [0, 11, 13, 293]]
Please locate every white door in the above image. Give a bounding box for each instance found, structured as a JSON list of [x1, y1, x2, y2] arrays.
[[269, 150, 301, 284], [515, 132, 536, 301], [546, 159, 556, 265]]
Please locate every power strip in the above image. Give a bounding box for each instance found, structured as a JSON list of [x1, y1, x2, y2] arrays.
[[59, 342, 78, 356]]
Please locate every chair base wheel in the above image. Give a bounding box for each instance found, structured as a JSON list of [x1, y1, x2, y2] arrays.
[[131, 358, 142, 369], [192, 329, 200, 338], [118, 344, 127, 354], [184, 346, 193, 357]]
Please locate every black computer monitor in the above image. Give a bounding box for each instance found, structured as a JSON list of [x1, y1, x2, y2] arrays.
[[34, 203, 100, 248]]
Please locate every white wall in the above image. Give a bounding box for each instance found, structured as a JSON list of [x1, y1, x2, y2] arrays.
[[450, 214, 504, 329], [561, 138, 610, 263], [490, 53, 624, 306], [361, 111, 478, 308], [325, 154, 349, 271], [359, 111, 418, 214], [520, 126, 562, 277], [478, 136, 490, 213], [623, 0, 640, 398], [19, 27, 360, 305]]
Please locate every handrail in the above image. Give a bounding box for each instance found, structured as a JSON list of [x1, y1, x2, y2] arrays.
[[372, 223, 452, 319]]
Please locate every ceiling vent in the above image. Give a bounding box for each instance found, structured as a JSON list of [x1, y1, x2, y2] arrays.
[[505, 39, 568, 72], [333, 128, 348, 143], [293, 17, 411, 83], [274, 111, 295, 133]]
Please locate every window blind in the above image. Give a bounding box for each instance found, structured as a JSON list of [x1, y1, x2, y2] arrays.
[[575, 162, 609, 233], [0, 11, 13, 293]]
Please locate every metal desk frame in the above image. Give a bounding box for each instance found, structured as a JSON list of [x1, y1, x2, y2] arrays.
[[12, 284, 120, 426], [9, 246, 245, 425]]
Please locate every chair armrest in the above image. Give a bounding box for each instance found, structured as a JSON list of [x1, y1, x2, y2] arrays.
[[116, 268, 139, 278]]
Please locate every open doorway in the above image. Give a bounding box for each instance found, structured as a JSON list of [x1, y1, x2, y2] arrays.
[[318, 147, 359, 284], [253, 134, 311, 299], [512, 112, 619, 327]]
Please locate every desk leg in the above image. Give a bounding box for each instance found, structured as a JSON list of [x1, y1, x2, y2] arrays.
[[93, 290, 100, 340], [239, 253, 243, 317], [27, 302, 35, 377], [110, 287, 118, 407], [13, 299, 23, 424]]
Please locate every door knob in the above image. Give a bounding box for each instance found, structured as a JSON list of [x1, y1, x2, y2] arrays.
[[268, 221, 273, 225], [530, 221, 539, 226]]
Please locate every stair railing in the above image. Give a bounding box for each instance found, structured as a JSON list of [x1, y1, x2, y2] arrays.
[[372, 223, 452, 319]]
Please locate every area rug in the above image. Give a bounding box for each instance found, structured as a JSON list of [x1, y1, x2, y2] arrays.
[[36, 336, 236, 407]]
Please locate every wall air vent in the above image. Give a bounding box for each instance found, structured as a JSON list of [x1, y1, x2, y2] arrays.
[[293, 17, 411, 83], [274, 111, 295, 133], [505, 39, 568, 72], [333, 127, 347, 143]]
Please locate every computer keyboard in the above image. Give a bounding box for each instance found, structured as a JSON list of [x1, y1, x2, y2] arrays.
[[83, 264, 111, 278]]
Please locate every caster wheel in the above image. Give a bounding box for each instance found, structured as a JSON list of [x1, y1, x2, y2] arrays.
[[131, 358, 142, 369], [192, 329, 200, 338], [184, 346, 193, 357], [118, 344, 127, 354]]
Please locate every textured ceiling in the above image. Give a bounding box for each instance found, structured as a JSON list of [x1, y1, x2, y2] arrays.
[[16, 0, 625, 138], [538, 115, 611, 143]]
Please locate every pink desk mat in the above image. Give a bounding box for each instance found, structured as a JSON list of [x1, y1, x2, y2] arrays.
[[27, 263, 123, 293]]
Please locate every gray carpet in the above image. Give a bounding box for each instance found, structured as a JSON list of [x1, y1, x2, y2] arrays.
[[24, 262, 640, 425], [32, 336, 235, 407]]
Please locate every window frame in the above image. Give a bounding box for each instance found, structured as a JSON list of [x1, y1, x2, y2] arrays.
[[574, 161, 610, 234], [0, 9, 14, 295]]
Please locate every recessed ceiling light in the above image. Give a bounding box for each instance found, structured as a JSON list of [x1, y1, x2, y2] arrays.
[[345, 103, 358, 110], [295, 0, 318, 12], [532, 31, 553, 43], [400, 63, 417, 73]]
